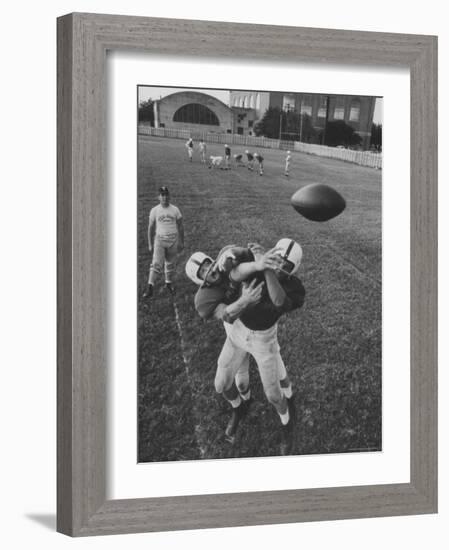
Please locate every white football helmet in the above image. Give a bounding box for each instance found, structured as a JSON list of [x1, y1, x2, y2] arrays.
[[275, 238, 303, 275], [185, 252, 213, 285]]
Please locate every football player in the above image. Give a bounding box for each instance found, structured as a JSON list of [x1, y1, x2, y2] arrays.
[[185, 137, 194, 162], [224, 144, 231, 170], [284, 150, 292, 176], [208, 155, 224, 169], [245, 150, 255, 171], [143, 186, 184, 298], [233, 153, 244, 167], [254, 152, 264, 176], [186, 240, 305, 455], [186, 245, 281, 436], [199, 139, 207, 164]]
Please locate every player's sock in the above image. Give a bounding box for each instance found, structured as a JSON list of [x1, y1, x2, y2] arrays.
[[239, 388, 251, 401], [280, 375, 293, 399], [229, 395, 242, 408], [279, 409, 290, 426]]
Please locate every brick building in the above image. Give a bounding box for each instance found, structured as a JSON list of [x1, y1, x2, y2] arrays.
[[230, 91, 377, 149]]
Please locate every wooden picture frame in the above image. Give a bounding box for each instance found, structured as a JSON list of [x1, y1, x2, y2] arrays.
[[57, 12, 437, 536]]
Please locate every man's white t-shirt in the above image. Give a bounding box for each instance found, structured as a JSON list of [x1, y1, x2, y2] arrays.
[[149, 204, 182, 240]]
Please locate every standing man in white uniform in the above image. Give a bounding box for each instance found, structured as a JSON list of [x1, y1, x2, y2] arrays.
[[185, 137, 194, 162], [284, 150, 292, 177], [199, 139, 207, 164], [224, 144, 231, 170], [143, 186, 184, 298]]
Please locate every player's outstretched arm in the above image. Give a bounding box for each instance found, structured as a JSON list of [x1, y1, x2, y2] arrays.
[[230, 246, 282, 282]]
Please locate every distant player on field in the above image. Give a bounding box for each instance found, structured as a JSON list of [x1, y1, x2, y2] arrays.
[[233, 153, 244, 167], [208, 155, 224, 169], [224, 144, 231, 170], [254, 152, 264, 176], [245, 150, 254, 171], [143, 186, 184, 298], [284, 150, 292, 176], [185, 137, 194, 162], [199, 139, 207, 164]]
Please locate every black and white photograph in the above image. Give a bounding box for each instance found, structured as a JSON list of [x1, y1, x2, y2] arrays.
[[137, 85, 383, 462]]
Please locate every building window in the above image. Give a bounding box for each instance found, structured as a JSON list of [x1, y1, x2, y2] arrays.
[[239, 97, 244, 107], [256, 93, 261, 109], [237, 127, 244, 135], [283, 94, 295, 112], [249, 95, 255, 108], [333, 98, 345, 120], [173, 103, 219, 125], [349, 98, 361, 122], [317, 96, 327, 118], [248, 120, 254, 127], [300, 95, 312, 116]]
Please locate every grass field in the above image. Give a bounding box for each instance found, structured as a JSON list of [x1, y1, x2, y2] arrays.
[[137, 135, 382, 462]]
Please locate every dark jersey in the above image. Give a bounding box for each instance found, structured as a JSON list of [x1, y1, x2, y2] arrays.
[[194, 283, 239, 320], [239, 274, 305, 331], [246, 153, 254, 161], [225, 147, 231, 156], [255, 154, 264, 163]]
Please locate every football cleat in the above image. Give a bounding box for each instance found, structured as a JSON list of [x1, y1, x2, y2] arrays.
[[225, 399, 252, 443], [142, 284, 153, 299]]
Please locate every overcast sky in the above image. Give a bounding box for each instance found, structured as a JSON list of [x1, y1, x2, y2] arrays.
[[138, 86, 383, 124]]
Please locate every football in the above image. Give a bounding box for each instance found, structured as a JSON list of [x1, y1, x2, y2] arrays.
[[291, 183, 346, 222]]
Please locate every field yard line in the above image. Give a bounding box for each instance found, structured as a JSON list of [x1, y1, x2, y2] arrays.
[[172, 299, 208, 459]]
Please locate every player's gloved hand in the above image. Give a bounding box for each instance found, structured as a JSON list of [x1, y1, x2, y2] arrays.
[[240, 279, 264, 306]]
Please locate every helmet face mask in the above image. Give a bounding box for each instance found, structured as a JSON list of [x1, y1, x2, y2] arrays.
[[186, 252, 214, 285], [275, 238, 303, 276], [278, 258, 295, 276], [199, 259, 221, 285]]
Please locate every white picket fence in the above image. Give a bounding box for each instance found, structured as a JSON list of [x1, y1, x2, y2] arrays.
[[292, 141, 382, 169], [138, 125, 382, 170]]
